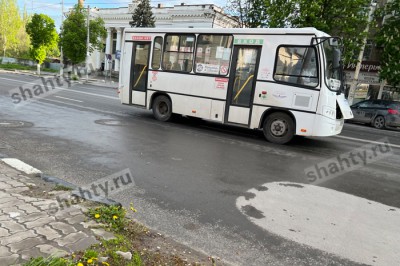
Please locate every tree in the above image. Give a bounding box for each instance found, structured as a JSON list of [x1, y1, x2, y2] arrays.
[[226, 0, 267, 28], [231, 0, 371, 63], [129, 0, 155, 27], [375, 0, 400, 87], [14, 6, 31, 58], [288, 0, 371, 63], [0, 0, 23, 57], [26, 14, 58, 75], [60, 5, 106, 67]]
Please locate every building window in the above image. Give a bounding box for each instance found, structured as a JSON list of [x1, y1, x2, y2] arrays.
[[194, 34, 233, 76], [112, 32, 117, 54], [274, 46, 318, 87], [363, 39, 373, 61], [151, 36, 163, 70], [162, 34, 195, 72]]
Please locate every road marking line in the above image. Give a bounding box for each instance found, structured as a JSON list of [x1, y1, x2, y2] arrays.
[[54, 96, 83, 103], [0, 77, 119, 100], [237, 182, 400, 266], [334, 135, 400, 149], [40, 98, 127, 117]]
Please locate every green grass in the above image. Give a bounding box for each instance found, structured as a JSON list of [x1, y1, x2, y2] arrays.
[[0, 63, 58, 73], [53, 184, 73, 191]]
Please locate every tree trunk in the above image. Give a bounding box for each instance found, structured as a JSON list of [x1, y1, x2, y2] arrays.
[[37, 63, 41, 76]]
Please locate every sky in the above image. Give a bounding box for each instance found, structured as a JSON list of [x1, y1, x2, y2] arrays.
[[17, 0, 227, 31]]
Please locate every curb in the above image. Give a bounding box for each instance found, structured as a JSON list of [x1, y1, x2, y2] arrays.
[[1, 158, 120, 206], [1, 158, 42, 177]]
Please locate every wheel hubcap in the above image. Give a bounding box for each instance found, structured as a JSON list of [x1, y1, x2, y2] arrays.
[[375, 117, 384, 128], [271, 119, 287, 137], [158, 102, 168, 115]]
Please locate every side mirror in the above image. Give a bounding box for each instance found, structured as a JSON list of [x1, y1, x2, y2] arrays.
[[329, 38, 339, 47]]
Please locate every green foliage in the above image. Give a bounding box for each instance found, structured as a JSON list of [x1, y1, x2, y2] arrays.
[[228, 0, 371, 63], [0, 0, 24, 57], [88, 204, 128, 231], [53, 184, 73, 191], [23, 256, 73, 266], [129, 0, 155, 27], [60, 5, 106, 65], [0, 63, 58, 73], [133, 251, 142, 266], [375, 0, 400, 87], [26, 13, 58, 66], [226, 0, 268, 28]]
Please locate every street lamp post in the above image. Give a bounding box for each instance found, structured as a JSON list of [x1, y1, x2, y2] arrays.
[[60, 0, 64, 77], [347, 1, 376, 105], [86, 5, 90, 82]]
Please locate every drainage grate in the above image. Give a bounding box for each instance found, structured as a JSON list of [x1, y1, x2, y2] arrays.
[[94, 119, 127, 126]]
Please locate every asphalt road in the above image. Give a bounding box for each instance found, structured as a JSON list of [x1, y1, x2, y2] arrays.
[[1, 72, 399, 266]]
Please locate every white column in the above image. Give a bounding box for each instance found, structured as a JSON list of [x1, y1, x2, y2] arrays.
[[96, 48, 101, 70], [114, 27, 122, 72], [104, 28, 112, 71]]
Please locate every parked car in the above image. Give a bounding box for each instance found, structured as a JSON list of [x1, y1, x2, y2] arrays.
[[350, 100, 400, 129]]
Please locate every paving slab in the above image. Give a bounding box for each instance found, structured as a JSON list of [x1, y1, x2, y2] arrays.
[[0, 160, 116, 265]]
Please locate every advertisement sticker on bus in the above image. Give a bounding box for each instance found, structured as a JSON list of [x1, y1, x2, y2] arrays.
[[215, 78, 228, 90]]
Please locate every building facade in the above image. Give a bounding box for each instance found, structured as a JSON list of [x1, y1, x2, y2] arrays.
[[87, 1, 239, 73]]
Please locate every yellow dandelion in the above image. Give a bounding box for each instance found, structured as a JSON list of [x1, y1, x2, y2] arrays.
[[102, 262, 110, 266], [87, 258, 93, 263], [95, 214, 100, 219], [113, 215, 118, 220], [77, 263, 84, 266]]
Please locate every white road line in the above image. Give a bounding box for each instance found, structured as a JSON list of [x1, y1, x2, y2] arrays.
[[54, 95, 83, 103], [334, 135, 400, 149], [0, 76, 119, 100], [40, 98, 127, 117], [237, 182, 400, 266]]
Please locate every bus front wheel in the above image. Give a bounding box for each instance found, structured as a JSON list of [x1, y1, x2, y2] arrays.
[[263, 112, 295, 144], [152, 95, 172, 122]]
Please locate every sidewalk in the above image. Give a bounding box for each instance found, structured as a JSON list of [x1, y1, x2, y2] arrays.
[[0, 68, 118, 89], [0, 160, 114, 265]]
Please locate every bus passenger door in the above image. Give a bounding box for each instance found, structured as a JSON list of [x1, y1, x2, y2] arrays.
[[225, 46, 261, 125], [130, 42, 151, 106]]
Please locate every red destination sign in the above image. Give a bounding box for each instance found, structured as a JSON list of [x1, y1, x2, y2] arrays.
[[132, 36, 151, 41]]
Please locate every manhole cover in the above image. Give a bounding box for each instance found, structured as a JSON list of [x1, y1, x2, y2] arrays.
[[94, 119, 127, 126], [0, 120, 33, 128]]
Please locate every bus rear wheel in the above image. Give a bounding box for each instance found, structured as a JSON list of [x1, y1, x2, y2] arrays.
[[152, 95, 172, 122], [263, 112, 295, 144]]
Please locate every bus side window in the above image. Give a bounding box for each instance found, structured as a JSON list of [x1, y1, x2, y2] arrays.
[[151, 36, 163, 70], [162, 34, 195, 73], [273, 46, 318, 87], [195, 34, 233, 76]]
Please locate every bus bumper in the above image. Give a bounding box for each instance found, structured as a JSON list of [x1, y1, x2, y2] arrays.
[[311, 115, 344, 136]]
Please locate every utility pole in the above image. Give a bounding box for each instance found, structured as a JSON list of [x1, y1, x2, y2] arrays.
[[60, 0, 64, 77], [347, 1, 376, 105], [86, 5, 90, 82]]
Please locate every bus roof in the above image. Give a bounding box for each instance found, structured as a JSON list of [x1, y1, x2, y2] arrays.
[[123, 27, 329, 37]]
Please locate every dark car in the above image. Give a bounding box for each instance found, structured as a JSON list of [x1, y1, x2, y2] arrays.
[[350, 100, 400, 129]]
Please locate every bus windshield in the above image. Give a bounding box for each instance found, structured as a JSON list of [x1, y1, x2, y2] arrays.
[[323, 39, 343, 92]]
